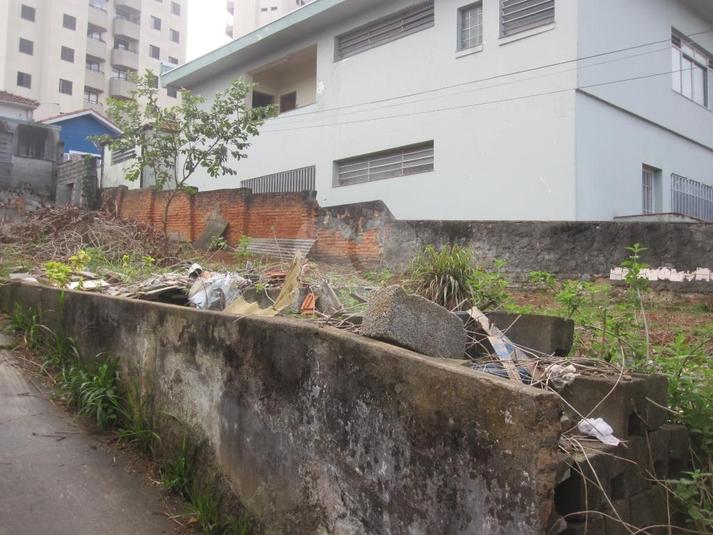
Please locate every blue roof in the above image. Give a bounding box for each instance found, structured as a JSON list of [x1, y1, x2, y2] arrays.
[[41, 110, 121, 156]]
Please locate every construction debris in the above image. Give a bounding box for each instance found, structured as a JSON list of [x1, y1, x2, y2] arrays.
[[188, 272, 249, 310], [360, 285, 466, 359]]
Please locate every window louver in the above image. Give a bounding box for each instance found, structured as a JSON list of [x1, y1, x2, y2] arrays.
[[501, 0, 555, 38], [335, 2, 434, 60], [336, 142, 434, 186], [242, 166, 316, 194]]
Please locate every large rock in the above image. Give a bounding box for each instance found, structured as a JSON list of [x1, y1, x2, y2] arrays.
[[361, 285, 466, 358]]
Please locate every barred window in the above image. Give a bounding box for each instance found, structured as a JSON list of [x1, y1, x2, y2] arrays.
[[335, 142, 434, 187], [500, 0, 555, 38], [335, 2, 434, 61], [242, 166, 316, 193], [671, 174, 713, 222]]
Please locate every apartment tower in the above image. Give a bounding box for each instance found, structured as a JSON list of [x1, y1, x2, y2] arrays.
[[225, 0, 313, 39], [0, 0, 188, 120]]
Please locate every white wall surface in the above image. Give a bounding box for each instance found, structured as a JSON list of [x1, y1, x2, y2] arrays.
[[184, 0, 582, 220], [575, 91, 713, 220]]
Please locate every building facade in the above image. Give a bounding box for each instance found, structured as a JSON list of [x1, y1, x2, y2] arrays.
[[0, 0, 188, 121], [161, 0, 713, 222], [226, 0, 314, 39]]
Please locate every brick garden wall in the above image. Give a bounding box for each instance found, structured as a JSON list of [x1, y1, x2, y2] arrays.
[[101, 186, 713, 281]]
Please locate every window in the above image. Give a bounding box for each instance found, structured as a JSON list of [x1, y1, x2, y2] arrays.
[[16, 125, 48, 159], [112, 68, 130, 79], [642, 165, 661, 215], [89, 0, 107, 9], [63, 14, 76, 30], [59, 79, 73, 95], [335, 1, 434, 60], [87, 58, 102, 72], [280, 92, 297, 113], [17, 71, 32, 88], [19, 38, 34, 55], [151, 16, 162, 30], [61, 46, 75, 63], [21, 4, 35, 21], [149, 45, 161, 59], [171, 2, 181, 15], [335, 141, 434, 186], [252, 91, 274, 108], [84, 88, 100, 104], [500, 0, 555, 38], [458, 3, 482, 51], [88, 27, 104, 41], [167, 87, 178, 98], [671, 174, 713, 221], [672, 33, 712, 108], [170, 29, 180, 43], [112, 147, 136, 164], [115, 38, 130, 50], [168, 56, 179, 65]]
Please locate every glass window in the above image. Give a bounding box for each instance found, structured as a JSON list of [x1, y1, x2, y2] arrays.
[[17, 71, 32, 88], [458, 3, 482, 51], [59, 79, 73, 95], [672, 33, 711, 108], [63, 14, 76, 30], [21, 4, 35, 21], [19, 38, 34, 55]]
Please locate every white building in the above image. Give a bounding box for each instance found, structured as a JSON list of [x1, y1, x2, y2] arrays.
[[0, 0, 188, 120], [159, 0, 713, 222], [226, 0, 315, 39]]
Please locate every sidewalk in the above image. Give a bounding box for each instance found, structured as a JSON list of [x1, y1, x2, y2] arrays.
[[0, 348, 179, 535]]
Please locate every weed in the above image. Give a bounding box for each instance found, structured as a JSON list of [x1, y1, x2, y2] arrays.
[[190, 487, 224, 534], [161, 436, 193, 499], [363, 268, 393, 286], [468, 259, 510, 311], [43, 261, 72, 287], [234, 236, 252, 265], [118, 381, 160, 454], [68, 250, 91, 272], [76, 360, 121, 429], [669, 471, 713, 532], [528, 270, 557, 291], [254, 282, 267, 296], [209, 236, 229, 252]]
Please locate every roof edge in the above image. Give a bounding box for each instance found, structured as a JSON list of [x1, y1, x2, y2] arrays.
[[163, 0, 345, 88], [40, 109, 122, 135]]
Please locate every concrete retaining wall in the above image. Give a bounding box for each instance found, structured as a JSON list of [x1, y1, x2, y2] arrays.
[[0, 283, 563, 534]]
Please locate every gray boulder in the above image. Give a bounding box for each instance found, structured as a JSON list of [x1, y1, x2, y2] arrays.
[[361, 285, 466, 358]]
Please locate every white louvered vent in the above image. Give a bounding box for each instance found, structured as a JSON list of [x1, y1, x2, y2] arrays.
[[500, 0, 555, 38], [335, 2, 435, 61], [336, 142, 434, 187]]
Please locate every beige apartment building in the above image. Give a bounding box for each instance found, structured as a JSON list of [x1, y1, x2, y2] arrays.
[[225, 0, 312, 39], [0, 0, 188, 120]]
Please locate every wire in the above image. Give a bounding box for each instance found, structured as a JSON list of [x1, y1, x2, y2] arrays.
[[256, 27, 713, 123], [262, 42, 675, 129], [261, 66, 708, 133]]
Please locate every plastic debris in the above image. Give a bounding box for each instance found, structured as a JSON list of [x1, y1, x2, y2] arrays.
[[578, 418, 621, 446], [188, 273, 249, 311], [543, 364, 578, 390], [468, 306, 529, 381]]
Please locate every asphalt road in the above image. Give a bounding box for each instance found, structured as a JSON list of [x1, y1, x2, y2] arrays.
[[0, 348, 178, 535]]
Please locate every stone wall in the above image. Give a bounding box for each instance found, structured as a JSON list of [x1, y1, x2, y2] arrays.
[[101, 187, 713, 281], [0, 283, 563, 535]]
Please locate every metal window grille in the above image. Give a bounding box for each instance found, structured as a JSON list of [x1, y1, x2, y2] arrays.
[[500, 0, 555, 38], [335, 2, 434, 61], [336, 142, 434, 187], [671, 174, 713, 222], [241, 166, 316, 194], [642, 167, 655, 215], [113, 148, 136, 164], [459, 3, 483, 50]]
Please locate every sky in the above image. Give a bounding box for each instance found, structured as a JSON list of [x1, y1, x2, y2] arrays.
[[187, 0, 233, 61]]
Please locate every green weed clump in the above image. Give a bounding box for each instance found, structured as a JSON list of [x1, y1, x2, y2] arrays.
[[408, 245, 509, 311]]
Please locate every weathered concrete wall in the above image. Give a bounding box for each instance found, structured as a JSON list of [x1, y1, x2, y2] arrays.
[[56, 156, 99, 209], [0, 283, 562, 535]]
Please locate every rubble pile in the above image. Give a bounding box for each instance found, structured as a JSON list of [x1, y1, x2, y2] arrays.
[[0, 206, 167, 262]]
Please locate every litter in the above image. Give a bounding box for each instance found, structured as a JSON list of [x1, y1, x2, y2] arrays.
[[188, 273, 249, 311], [468, 306, 529, 382], [543, 364, 578, 390], [300, 292, 316, 315], [577, 418, 621, 446], [67, 280, 110, 291]]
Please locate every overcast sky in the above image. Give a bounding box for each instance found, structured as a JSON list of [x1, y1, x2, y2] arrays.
[[187, 0, 233, 61]]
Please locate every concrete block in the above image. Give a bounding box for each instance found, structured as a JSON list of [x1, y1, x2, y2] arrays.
[[633, 373, 668, 430], [661, 424, 689, 478], [485, 312, 575, 357], [562, 375, 647, 439], [361, 285, 466, 358], [604, 498, 631, 535], [557, 448, 624, 516], [648, 427, 671, 479], [629, 488, 667, 532], [0, 332, 14, 348], [561, 515, 606, 535]]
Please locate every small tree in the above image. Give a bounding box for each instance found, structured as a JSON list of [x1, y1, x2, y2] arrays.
[[97, 71, 272, 236]]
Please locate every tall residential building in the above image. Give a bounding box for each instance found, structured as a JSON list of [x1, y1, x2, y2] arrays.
[[225, 0, 313, 39], [0, 0, 188, 120]]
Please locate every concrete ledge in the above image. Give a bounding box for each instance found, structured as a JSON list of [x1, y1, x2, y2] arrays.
[[0, 282, 563, 534]]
